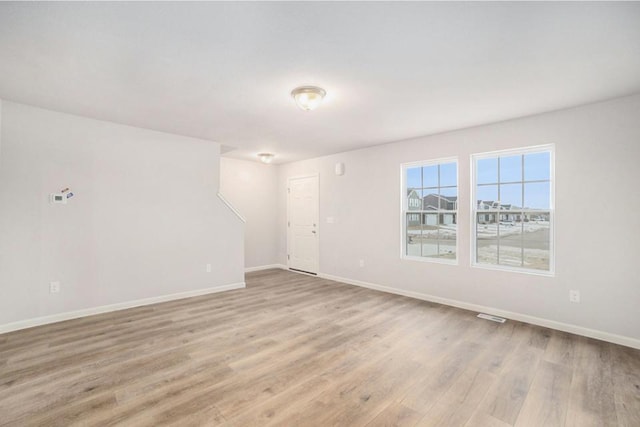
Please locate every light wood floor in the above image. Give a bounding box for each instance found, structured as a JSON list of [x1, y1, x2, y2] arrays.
[[1, 269, 639, 427]]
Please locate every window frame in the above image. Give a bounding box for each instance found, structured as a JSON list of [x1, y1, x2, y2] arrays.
[[470, 144, 555, 276], [400, 157, 459, 265]]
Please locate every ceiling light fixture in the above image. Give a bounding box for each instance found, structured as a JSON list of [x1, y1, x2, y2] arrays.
[[257, 153, 275, 164], [291, 86, 326, 111]]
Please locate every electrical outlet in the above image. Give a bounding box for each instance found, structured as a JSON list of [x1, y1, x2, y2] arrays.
[[569, 290, 580, 303], [50, 281, 60, 294], [206, 263, 212, 273], [359, 259, 365, 267]]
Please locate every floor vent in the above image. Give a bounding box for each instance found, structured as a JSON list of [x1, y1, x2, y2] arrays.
[[477, 313, 507, 323], [289, 268, 317, 276]]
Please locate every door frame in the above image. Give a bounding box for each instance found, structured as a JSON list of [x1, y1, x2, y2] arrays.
[[286, 173, 320, 275]]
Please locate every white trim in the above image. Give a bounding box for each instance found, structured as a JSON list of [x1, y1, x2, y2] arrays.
[[286, 173, 320, 274], [286, 173, 320, 181], [318, 272, 640, 350], [400, 157, 459, 264], [471, 261, 554, 277], [0, 282, 246, 335], [245, 264, 287, 273], [471, 143, 556, 160], [470, 144, 555, 276], [402, 255, 458, 266], [217, 192, 246, 223], [401, 156, 460, 170]]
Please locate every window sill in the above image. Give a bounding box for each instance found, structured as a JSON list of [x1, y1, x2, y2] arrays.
[[471, 262, 555, 277], [401, 255, 459, 266]]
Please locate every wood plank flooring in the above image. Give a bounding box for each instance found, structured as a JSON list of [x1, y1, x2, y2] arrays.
[[1, 269, 638, 426]]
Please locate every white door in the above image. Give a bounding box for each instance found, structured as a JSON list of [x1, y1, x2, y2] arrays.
[[287, 175, 319, 274]]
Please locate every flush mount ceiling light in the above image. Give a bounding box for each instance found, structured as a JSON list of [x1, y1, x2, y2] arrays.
[[257, 153, 275, 164], [291, 86, 326, 111]]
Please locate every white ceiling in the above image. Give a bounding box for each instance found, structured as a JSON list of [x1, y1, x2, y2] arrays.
[[1, 2, 639, 163]]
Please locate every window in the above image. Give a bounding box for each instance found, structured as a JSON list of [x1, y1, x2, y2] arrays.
[[402, 158, 458, 263], [472, 145, 554, 274]]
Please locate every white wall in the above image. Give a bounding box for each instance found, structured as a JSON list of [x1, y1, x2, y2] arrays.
[[0, 101, 244, 327], [220, 157, 279, 269], [277, 94, 640, 343]]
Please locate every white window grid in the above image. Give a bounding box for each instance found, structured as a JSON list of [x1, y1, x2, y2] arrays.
[[471, 145, 555, 276], [401, 157, 459, 265]]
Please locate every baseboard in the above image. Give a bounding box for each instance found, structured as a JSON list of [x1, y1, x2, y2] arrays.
[[245, 264, 287, 273], [319, 273, 640, 350], [0, 282, 246, 335]]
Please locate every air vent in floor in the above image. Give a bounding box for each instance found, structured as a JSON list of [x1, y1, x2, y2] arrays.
[[477, 313, 507, 323]]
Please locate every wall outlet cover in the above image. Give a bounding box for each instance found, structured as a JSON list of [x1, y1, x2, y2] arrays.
[[569, 290, 580, 303], [50, 281, 60, 293]]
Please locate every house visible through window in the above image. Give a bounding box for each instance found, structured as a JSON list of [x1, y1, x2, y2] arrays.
[[472, 145, 554, 274], [402, 158, 458, 263]]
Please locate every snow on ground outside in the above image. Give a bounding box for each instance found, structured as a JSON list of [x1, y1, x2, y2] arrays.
[[406, 221, 550, 269]]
